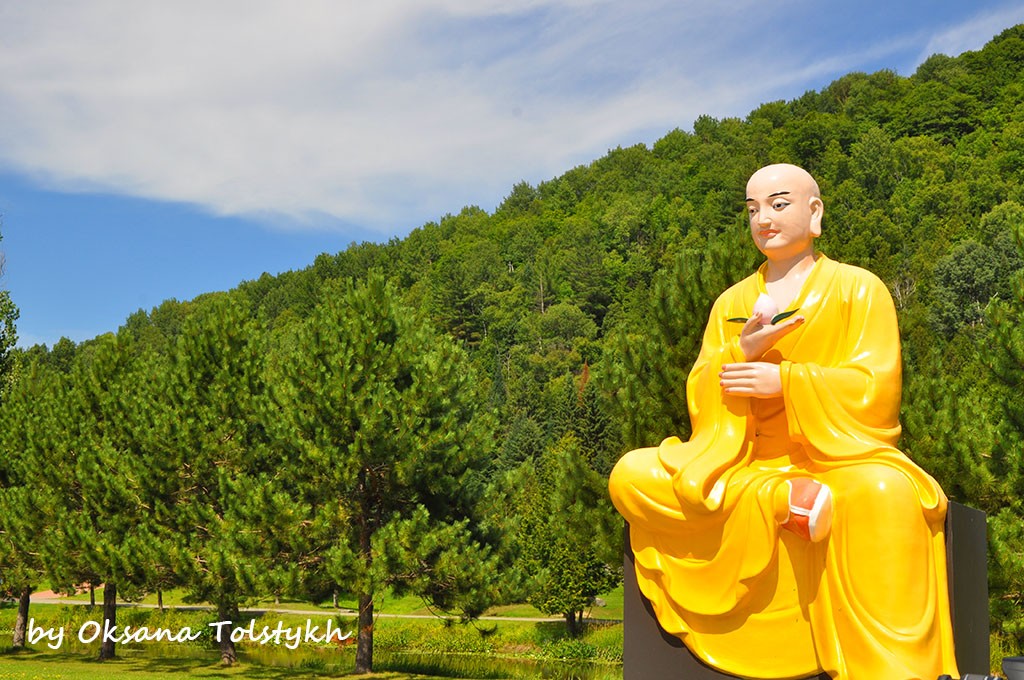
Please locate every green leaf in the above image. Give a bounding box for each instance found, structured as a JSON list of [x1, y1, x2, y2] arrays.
[[727, 309, 798, 324], [771, 309, 799, 324]]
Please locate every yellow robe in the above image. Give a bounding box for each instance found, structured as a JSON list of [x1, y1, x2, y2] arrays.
[[609, 254, 958, 680]]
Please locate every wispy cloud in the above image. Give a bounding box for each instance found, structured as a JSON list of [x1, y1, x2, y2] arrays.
[[919, 4, 1024, 63], [0, 1, 1018, 234]]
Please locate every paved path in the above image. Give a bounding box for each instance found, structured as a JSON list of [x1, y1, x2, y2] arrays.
[[27, 592, 621, 624]]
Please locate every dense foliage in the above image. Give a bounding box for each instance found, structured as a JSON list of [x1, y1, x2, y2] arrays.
[[5, 22, 1024, 665]]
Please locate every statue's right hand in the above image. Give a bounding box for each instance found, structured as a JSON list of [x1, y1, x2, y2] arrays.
[[739, 312, 805, 360]]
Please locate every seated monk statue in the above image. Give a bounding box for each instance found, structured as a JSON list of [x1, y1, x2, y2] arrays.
[[609, 163, 959, 679]]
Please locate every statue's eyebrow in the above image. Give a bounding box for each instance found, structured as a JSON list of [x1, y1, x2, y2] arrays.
[[769, 191, 791, 198], [745, 191, 791, 202]]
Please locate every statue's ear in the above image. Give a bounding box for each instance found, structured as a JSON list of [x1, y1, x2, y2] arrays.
[[809, 196, 824, 237]]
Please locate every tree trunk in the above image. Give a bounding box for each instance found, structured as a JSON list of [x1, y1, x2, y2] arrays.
[[157, 589, 163, 611], [99, 583, 117, 659], [564, 610, 579, 638], [354, 516, 374, 674], [217, 600, 239, 666], [354, 591, 374, 674], [89, 583, 95, 607], [12, 586, 31, 648]]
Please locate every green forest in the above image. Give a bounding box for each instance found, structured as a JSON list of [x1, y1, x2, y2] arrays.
[[3, 22, 1024, 674]]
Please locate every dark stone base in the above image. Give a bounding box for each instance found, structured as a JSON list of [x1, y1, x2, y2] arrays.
[[623, 502, 988, 679], [945, 502, 989, 675]]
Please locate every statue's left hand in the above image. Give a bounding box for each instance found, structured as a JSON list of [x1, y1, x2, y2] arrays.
[[739, 312, 804, 361], [719, 362, 782, 397]]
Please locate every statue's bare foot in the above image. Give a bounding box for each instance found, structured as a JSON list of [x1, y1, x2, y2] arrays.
[[780, 478, 832, 542]]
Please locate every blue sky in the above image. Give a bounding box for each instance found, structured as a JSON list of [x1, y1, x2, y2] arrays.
[[2, 1, 1023, 349]]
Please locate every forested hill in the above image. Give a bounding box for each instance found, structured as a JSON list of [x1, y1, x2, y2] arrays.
[[14, 23, 1024, 649], [108, 23, 1024, 463], [153, 22, 1023, 356]]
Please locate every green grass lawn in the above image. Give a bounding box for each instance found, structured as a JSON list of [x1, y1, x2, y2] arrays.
[[0, 599, 624, 679], [0, 650, 443, 679]]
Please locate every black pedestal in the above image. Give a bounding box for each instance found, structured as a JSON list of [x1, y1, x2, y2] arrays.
[[623, 502, 989, 679], [945, 502, 990, 675]]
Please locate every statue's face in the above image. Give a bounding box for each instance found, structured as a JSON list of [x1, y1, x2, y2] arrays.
[[745, 165, 823, 260]]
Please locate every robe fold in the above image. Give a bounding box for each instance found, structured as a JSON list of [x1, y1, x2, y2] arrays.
[[609, 254, 958, 680]]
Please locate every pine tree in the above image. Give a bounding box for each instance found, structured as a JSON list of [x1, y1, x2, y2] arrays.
[[0, 361, 56, 648], [984, 218, 1024, 648], [507, 433, 620, 636], [60, 334, 173, 659], [604, 226, 758, 448], [269, 273, 498, 674], [0, 360, 114, 645], [900, 346, 999, 512], [0, 243, 19, 400], [157, 294, 274, 665]]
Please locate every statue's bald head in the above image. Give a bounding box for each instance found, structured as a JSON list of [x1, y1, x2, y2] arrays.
[[746, 163, 820, 199]]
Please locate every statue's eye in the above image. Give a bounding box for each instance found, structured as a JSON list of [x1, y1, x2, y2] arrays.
[[773, 200, 790, 210]]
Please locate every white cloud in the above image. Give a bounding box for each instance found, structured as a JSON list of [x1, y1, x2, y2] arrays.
[[0, 1, 1020, 234], [919, 4, 1024, 63]]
